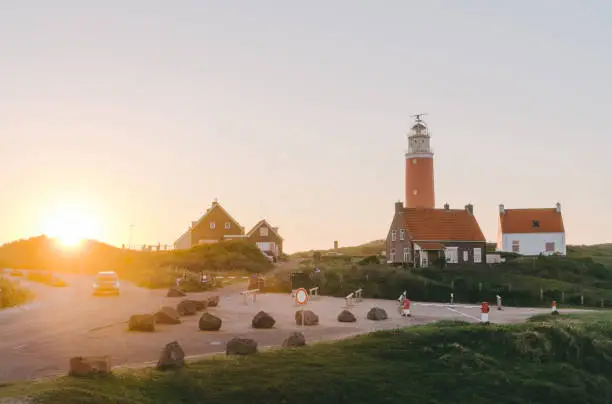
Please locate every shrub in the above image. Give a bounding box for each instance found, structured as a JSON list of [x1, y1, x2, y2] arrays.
[[0, 276, 33, 308]]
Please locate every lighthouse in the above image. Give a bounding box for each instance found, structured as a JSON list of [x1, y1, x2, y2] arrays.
[[405, 114, 435, 209]]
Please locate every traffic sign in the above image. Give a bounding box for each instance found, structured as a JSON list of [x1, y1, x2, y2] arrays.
[[295, 288, 309, 305]]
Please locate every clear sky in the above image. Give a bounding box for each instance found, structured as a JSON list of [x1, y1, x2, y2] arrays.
[[1, 1, 611, 252]]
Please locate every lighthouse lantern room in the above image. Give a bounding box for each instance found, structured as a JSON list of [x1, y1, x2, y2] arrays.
[[404, 114, 435, 209]]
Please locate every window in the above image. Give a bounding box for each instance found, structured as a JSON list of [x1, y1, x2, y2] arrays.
[[391, 230, 396, 241], [474, 248, 482, 263], [390, 249, 396, 262], [399, 229, 405, 241], [512, 240, 520, 253], [532, 220, 540, 228], [209, 221, 216, 229], [445, 247, 458, 264], [225, 222, 231, 230], [463, 250, 469, 262], [260, 227, 269, 237], [545, 242, 555, 252], [421, 253, 429, 268], [403, 247, 411, 262]]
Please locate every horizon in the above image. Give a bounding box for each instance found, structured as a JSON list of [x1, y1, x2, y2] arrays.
[[2, 1, 611, 252]]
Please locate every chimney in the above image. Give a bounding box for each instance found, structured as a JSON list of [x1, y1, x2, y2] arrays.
[[465, 203, 474, 215], [499, 204, 505, 215], [333, 240, 338, 249], [555, 202, 561, 213], [444, 203, 450, 211], [395, 201, 404, 213]]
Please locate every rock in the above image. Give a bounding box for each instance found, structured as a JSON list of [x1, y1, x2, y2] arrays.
[[155, 306, 181, 324], [337, 309, 357, 323], [295, 310, 319, 326], [194, 300, 208, 311], [282, 332, 306, 348], [199, 312, 222, 331], [156, 341, 185, 370], [367, 307, 388, 321], [69, 356, 111, 376], [207, 295, 220, 307], [226, 337, 258, 356], [167, 287, 186, 297], [177, 299, 198, 316], [128, 314, 156, 331], [252, 310, 276, 329]]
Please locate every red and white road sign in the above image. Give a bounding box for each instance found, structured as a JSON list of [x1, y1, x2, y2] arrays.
[[295, 288, 309, 305]]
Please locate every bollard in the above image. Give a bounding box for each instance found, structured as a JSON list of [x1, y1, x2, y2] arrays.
[[480, 302, 490, 325], [241, 289, 259, 305], [354, 288, 363, 303], [345, 292, 354, 308], [551, 300, 559, 315], [496, 294, 503, 311], [401, 298, 411, 317], [581, 295, 584, 305], [450, 292, 454, 306]]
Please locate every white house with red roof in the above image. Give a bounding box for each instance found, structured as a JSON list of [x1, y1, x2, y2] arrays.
[[497, 203, 566, 256]]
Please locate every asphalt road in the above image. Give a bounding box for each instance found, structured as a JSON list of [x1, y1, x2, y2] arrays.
[[0, 269, 587, 382]]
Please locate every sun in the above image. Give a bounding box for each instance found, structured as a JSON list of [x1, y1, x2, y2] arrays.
[[43, 206, 101, 247]]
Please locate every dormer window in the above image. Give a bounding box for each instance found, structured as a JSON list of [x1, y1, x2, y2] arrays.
[[532, 220, 540, 228]]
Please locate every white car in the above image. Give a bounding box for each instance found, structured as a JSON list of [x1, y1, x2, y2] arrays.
[[93, 271, 120, 296]]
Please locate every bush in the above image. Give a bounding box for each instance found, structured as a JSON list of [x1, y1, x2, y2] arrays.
[[26, 271, 68, 287], [0, 276, 33, 308]]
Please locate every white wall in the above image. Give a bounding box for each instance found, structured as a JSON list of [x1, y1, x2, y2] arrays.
[[500, 232, 566, 256], [174, 230, 191, 250]]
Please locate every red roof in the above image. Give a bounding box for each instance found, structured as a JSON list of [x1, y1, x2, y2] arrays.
[[499, 208, 564, 233], [404, 208, 486, 242]]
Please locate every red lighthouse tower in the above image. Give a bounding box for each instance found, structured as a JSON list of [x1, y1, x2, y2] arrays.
[[405, 114, 435, 209]]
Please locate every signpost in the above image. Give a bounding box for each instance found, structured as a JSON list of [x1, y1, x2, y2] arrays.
[[295, 287, 309, 327]]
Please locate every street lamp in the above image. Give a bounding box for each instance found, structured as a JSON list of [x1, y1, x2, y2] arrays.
[[128, 224, 135, 249]]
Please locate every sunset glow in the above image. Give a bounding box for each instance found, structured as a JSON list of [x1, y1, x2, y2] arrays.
[[43, 206, 101, 247]]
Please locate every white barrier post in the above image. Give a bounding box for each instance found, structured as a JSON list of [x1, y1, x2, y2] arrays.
[[551, 300, 558, 315], [496, 294, 503, 311], [401, 298, 411, 317], [309, 287, 319, 300], [345, 292, 354, 308], [354, 288, 363, 303], [241, 289, 259, 305]]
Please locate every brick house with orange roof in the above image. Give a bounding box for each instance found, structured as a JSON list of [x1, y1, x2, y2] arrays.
[[497, 203, 566, 256], [173, 200, 283, 260], [386, 201, 487, 267]]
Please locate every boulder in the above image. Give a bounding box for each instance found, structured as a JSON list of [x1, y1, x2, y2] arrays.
[[199, 312, 222, 331], [282, 332, 306, 348], [128, 314, 156, 332], [226, 337, 258, 356], [177, 299, 198, 316], [167, 287, 186, 297], [295, 310, 319, 326], [155, 306, 181, 324], [156, 341, 185, 370], [207, 295, 220, 307], [69, 356, 111, 376], [252, 310, 276, 329], [337, 309, 357, 323], [367, 307, 388, 321], [194, 300, 208, 311]]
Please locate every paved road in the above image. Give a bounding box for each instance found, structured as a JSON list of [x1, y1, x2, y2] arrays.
[[0, 269, 588, 382]]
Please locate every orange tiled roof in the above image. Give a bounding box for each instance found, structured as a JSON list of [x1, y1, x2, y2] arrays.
[[500, 208, 564, 233], [404, 208, 486, 242]]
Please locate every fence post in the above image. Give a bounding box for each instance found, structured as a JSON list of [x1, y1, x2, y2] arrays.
[[451, 280, 454, 290], [601, 299, 605, 309], [581, 295, 584, 305], [508, 283, 512, 292], [561, 291, 565, 303], [478, 282, 482, 292], [540, 288, 543, 301]]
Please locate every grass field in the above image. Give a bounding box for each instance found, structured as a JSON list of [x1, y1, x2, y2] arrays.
[[1, 312, 612, 403]]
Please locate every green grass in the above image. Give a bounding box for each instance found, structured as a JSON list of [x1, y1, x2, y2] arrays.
[[3, 313, 612, 403]]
